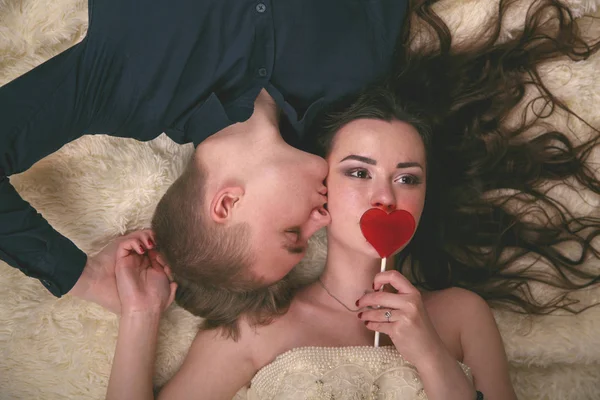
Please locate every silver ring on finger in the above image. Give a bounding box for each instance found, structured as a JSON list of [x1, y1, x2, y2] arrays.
[[384, 310, 392, 322]]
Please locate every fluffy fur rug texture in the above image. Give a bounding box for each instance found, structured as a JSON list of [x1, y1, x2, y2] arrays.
[[1, 0, 600, 399]]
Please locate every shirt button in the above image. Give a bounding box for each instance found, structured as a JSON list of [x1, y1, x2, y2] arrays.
[[258, 68, 268, 77], [256, 3, 267, 13]]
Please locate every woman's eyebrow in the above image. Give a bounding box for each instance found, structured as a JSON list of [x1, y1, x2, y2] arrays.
[[396, 162, 423, 170], [340, 155, 376, 164], [340, 155, 423, 170]]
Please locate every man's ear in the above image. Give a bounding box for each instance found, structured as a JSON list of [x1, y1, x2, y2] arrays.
[[209, 186, 245, 223]]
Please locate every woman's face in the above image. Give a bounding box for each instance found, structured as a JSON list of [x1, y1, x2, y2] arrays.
[[325, 118, 427, 258]]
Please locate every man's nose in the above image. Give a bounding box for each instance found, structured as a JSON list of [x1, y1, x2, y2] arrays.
[[371, 183, 396, 212], [306, 205, 331, 235]]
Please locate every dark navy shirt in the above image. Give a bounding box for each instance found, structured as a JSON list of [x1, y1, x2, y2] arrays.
[[0, 0, 407, 296]]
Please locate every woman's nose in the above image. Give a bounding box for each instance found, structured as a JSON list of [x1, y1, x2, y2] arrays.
[[371, 184, 396, 212]]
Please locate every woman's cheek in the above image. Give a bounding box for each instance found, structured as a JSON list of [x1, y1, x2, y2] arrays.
[[335, 195, 363, 219], [397, 190, 425, 213]]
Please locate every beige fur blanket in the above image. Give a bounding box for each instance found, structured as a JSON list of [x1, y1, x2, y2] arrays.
[[1, 0, 600, 399]]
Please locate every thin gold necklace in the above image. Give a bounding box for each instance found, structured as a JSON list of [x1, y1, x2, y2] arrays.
[[317, 278, 362, 312]]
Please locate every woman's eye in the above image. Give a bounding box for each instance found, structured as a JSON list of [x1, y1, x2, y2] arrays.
[[397, 175, 419, 185], [346, 169, 370, 179]]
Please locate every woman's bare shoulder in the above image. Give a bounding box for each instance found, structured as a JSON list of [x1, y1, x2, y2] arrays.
[[423, 287, 486, 309], [158, 322, 259, 400], [421, 287, 492, 360]]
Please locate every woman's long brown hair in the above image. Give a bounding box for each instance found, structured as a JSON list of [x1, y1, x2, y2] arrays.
[[392, 0, 600, 314]]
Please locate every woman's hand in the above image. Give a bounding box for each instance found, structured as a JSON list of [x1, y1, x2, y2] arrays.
[[107, 231, 176, 400], [359, 271, 478, 399], [114, 230, 177, 316], [69, 229, 159, 313], [357, 270, 448, 367]]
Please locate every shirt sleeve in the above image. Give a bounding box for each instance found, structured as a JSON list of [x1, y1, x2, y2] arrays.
[[0, 42, 92, 297]]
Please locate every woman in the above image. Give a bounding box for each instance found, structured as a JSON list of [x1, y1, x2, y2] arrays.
[[106, 0, 600, 399], [107, 84, 515, 399]]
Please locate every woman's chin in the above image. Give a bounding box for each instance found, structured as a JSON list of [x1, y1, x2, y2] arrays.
[[363, 246, 382, 260]]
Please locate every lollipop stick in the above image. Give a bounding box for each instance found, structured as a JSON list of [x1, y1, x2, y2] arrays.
[[374, 257, 387, 347]]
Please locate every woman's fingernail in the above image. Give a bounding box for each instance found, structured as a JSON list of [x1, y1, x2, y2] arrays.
[[363, 321, 368, 326], [372, 283, 375, 290], [355, 300, 360, 307], [357, 312, 363, 319]]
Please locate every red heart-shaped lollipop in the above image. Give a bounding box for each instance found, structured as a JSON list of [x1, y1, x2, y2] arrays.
[[359, 208, 416, 258]]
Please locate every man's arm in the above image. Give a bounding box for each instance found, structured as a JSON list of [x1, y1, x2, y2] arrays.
[[0, 42, 93, 296]]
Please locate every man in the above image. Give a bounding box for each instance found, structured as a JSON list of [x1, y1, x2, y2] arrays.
[[0, 0, 408, 312]]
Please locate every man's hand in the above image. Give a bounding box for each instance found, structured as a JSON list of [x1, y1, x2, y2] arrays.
[[68, 230, 157, 313]]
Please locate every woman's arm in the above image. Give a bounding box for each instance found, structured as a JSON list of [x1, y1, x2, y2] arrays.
[[105, 232, 257, 400], [105, 233, 176, 400], [108, 302, 257, 400], [413, 346, 477, 400], [108, 313, 257, 400], [459, 290, 517, 400], [107, 310, 163, 400], [157, 325, 257, 400]]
